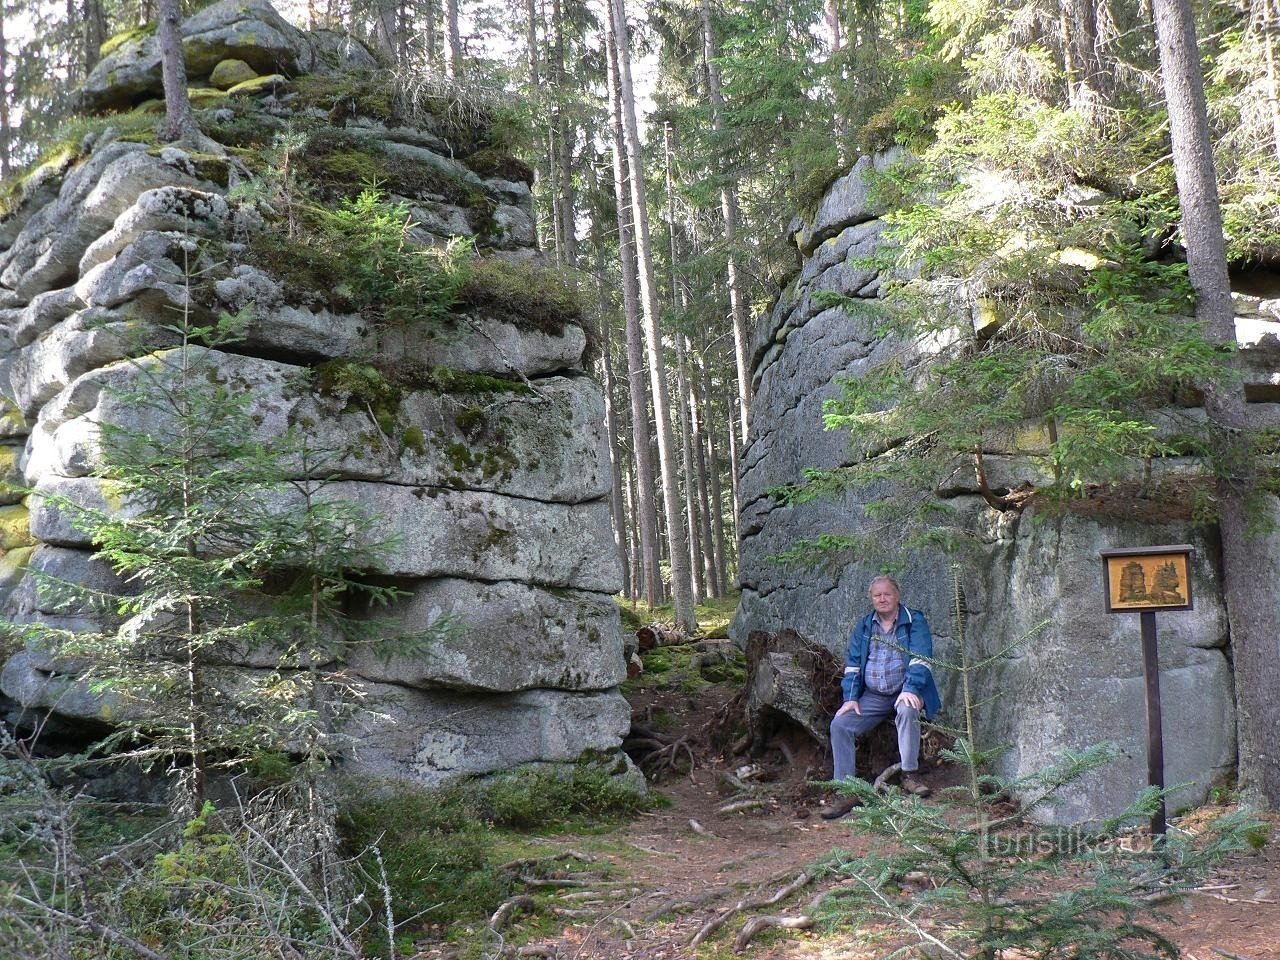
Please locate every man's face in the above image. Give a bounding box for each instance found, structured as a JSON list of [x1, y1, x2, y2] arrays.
[[870, 582, 900, 618]]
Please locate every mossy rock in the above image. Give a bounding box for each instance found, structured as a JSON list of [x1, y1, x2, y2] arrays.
[[0, 143, 79, 220], [458, 257, 586, 335], [297, 127, 478, 205], [189, 87, 230, 109], [200, 99, 284, 148], [463, 148, 534, 185], [133, 98, 167, 116], [0, 545, 34, 582], [293, 71, 397, 124], [209, 58, 259, 90], [227, 73, 285, 97], [0, 504, 34, 551], [99, 23, 157, 59]]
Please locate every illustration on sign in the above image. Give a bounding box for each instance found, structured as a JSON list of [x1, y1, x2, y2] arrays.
[[1102, 549, 1193, 612]]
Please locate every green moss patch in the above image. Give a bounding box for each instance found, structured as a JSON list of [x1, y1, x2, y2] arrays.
[[99, 23, 157, 59], [0, 113, 160, 219], [200, 100, 286, 149], [293, 72, 398, 125], [337, 766, 651, 943], [458, 257, 586, 335], [297, 127, 479, 205], [463, 147, 534, 185]]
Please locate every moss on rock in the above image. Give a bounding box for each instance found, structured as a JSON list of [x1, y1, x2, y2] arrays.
[[227, 73, 286, 97], [99, 23, 157, 60], [209, 58, 259, 90], [457, 256, 586, 335], [462, 148, 534, 185]]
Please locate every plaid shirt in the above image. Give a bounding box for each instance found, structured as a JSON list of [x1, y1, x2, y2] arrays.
[[864, 619, 906, 694]]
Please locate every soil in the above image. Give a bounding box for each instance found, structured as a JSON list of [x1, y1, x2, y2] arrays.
[[499, 662, 1280, 960]]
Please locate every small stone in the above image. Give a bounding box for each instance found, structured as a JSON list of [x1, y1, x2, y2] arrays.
[[208, 58, 257, 89]]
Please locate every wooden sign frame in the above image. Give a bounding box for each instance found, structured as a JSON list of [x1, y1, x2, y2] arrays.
[[1100, 545, 1194, 614]]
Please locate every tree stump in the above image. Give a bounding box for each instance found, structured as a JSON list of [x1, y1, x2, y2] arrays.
[[741, 629, 902, 779]]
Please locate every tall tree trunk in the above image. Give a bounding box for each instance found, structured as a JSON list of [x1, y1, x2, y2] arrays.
[[609, 0, 696, 632], [676, 338, 706, 601], [726, 393, 741, 583], [443, 0, 461, 77], [663, 121, 705, 602], [0, 2, 10, 180], [157, 0, 200, 143], [591, 190, 632, 597], [688, 340, 719, 597], [1261, 0, 1280, 163], [701, 337, 729, 595], [552, 0, 577, 266], [701, 0, 753, 445], [83, 0, 108, 74], [624, 455, 641, 599], [1062, 0, 1102, 105], [606, 24, 661, 607], [1152, 0, 1280, 808], [372, 0, 401, 64], [826, 0, 842, 51]]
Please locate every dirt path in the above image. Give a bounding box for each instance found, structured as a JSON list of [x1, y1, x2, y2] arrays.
[[514, 764, 1280, 960], [502, 651, 1280, 960]]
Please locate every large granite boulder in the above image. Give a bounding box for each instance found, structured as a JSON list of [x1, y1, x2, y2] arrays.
[[732, 150, 1271, 822], [0, 1, 631, 793]]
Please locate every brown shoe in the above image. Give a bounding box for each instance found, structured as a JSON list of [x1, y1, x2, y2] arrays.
[[819, 796, 863, 820], [900, 773, 931, 797]]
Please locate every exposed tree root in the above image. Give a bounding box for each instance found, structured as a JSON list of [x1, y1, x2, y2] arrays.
[[873, 762, 903, 792], [688, 870, 813, 947], [732, 914, 813, 951]]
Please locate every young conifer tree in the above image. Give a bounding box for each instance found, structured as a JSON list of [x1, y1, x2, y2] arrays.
[[14, 244, 448, 821]]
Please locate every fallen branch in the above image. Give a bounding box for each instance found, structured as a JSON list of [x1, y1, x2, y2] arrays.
[[689, 871, 813, 947], [488, 894, 536, 931], [717, 798, 767, 815], [732, 914, 813, 952]]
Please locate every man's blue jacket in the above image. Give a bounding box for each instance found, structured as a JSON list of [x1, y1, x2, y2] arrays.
[[840, 603, 942, 718]]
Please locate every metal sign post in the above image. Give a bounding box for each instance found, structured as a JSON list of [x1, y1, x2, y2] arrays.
[[1100, 544, 1195, 841]]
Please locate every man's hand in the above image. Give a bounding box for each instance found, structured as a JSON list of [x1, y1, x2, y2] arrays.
[[896, 691, 922, 712], [836, 699, 862, 717]]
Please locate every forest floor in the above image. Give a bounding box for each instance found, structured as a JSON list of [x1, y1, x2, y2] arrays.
[[464, 599, 1280, 960]]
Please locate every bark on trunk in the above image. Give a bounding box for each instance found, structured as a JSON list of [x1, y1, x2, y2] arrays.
[[663, 121, 705, 602], [1261, 0, 1280, 163], [83, 0, 108, 74], [610, 0, 697, 632], [701, 0, 753, 445], [443, 0, 461, 77], [606, 24, 661, 606], [676, 338, 706, 602], [688, 341, 720, 597], [553, 0, 577, 267], [592, 195, 632, 598], [158, 0, 200, 143], [1153, 0, 1280, 808], [701, 336, 729, 595]]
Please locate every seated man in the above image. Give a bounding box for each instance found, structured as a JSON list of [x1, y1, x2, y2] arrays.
[[821, 574, 941, 820]]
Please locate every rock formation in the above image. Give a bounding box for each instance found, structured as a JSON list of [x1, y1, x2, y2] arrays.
[[730, 151, 1280, 821], [0, 0, 632, 790]]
